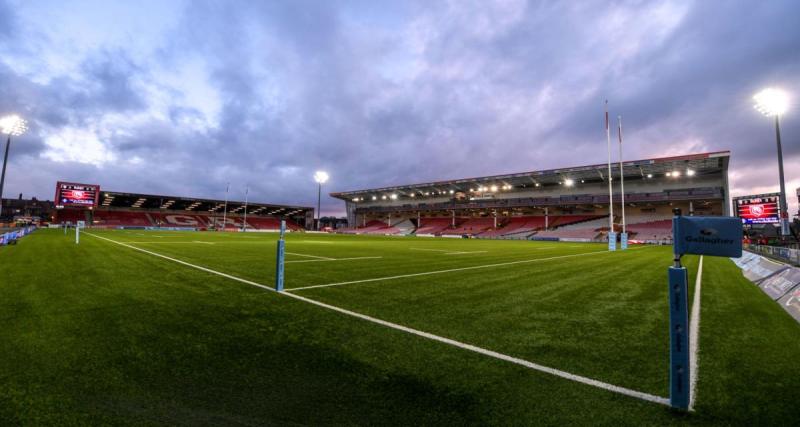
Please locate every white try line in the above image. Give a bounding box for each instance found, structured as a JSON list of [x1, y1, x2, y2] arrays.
[[286, 256, 383, 264], [410, 248, 487, 255], [288, 246, 654, 292], [286, 251, 335, 260], [689, 255, 704, 411], [84, 231, 669, 407]]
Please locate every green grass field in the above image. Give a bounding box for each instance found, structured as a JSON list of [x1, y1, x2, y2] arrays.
[[2, 228, 799, 425]]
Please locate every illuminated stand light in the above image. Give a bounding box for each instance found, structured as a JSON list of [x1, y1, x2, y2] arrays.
[[564, 179, 575, 187], [313, 171, 329, 231], [0, 115, 28, 218], [753, 87, 791, 237]]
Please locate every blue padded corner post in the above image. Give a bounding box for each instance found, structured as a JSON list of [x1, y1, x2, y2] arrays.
[[275, 220, 286, 291], [668, 266, 690, 410]]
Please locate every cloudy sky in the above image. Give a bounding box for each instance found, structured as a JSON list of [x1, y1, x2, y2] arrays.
[[1, 0, 798, 216]]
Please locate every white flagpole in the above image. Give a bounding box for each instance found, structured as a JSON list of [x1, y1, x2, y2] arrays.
[[221, 182, 229, 232], [242, 185, 249, 232], [618, 116, 626, 234], [606, 101, 614, 234]]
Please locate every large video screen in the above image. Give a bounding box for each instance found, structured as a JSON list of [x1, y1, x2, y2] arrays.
[[55, 182, 100, 207], [735, 194, 781, 224]]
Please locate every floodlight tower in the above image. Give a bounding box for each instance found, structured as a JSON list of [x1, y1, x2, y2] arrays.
[[753, 88, 791, 238], [0, 115, 28, 218], [314, 171, 329, 230]]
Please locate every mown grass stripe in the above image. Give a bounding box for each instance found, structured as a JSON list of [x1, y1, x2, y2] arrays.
[[85, 231, 669, 407], [288, 246, 654, 292]]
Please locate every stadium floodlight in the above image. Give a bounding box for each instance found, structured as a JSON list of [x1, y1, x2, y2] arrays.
[[490, 185, 498, 192], [390, 194, 398, 200], [372, 196, 377, 201], [313, 171, 329, 230], [647, 173, 653, 178], [0, 114, 28, 218], [753, 87, 791, 237], [564, 179, 575, 187], [410, 193, 415, 197], [534, 183, 540, 187], [686, 169, 696, 177], [314, 170, 329, 184], [672, 171, 681, 177], [753, 88, 789, 117]]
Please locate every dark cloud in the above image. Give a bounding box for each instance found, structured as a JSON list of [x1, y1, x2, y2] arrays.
[[0, 0, 798, 215]]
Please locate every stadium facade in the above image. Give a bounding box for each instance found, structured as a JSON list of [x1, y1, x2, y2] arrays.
[[52, 183, 315, 231], [331, 151, 731, 242]]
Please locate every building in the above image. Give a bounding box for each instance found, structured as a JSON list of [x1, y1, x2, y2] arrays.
[[330, 151, 731, 242], [53, 182, 315, 230]]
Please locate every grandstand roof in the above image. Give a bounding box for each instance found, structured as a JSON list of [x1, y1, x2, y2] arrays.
[[88, 190, 313, 217], [331, 151, 730, 200]]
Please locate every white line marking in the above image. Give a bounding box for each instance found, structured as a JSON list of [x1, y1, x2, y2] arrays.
[[410, 248, 487, 255], [85, 233, 274, 293], [85, 231, 669, 407], [689, 255, 703, 411], [289, 248, 646, 292], [282, 291, 670, 407], [285, 256, 383, 264], [286, 252, 335, 260], [124, 241, 215, 244], [443, 250, 488, 255]]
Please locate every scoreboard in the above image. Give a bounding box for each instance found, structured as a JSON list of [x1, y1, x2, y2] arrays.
[[55, 182, 100, 208], [734, 193, 781, 224]]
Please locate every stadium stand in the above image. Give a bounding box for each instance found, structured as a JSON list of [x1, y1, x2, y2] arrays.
[[626, 219, 673, 242], [441, 218, 497, 236], [51, 184, 314, 231], [93, 210, 152, 227], [331, 151, 733, 242], [415, 218, 458, 235], [339, 220, 400, 235], [478, 216, 547, 238]]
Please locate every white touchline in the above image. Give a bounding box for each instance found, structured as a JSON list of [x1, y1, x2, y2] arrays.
[[689, 255, 703, 411], [124, 241, 216, 244], [282, 291, 670, 407], [285, 256, 383, 264], [287, 246, 655, 292], [286, 252, 335, 260], [85, 231, 669, 407]]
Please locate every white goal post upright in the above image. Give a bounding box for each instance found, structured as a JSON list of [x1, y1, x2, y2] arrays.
[[605, 101, 616, 250], [618, 115, 628, 250], [242, 185, 249, 232], [221, 182, 229, 232]]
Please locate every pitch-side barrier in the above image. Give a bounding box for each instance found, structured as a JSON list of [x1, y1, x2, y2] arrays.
[[732, 250, 800, 323], [0, 226, 36, 246]]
